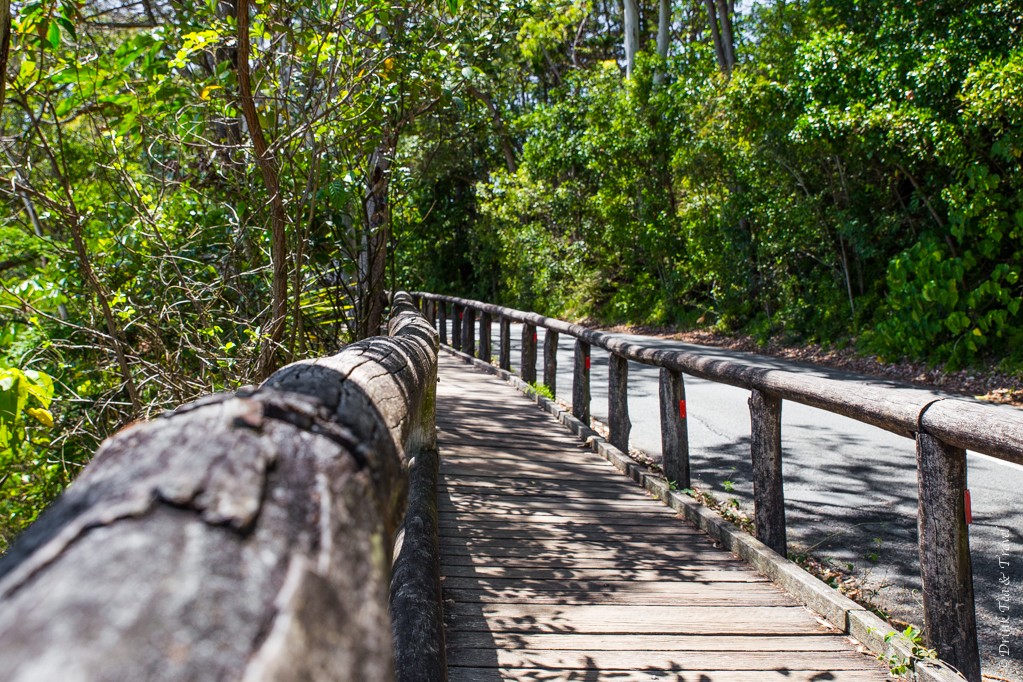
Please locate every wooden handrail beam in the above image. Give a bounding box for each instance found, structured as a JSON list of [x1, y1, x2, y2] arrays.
[[416, 293, 1023, 463], [0, 292, 441, 682]]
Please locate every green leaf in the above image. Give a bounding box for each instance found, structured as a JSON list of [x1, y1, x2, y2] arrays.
[[46, 20, 61, 49], [57, 15, 76, 42], [0, 371, 21, 425], [22, 369, 55, 408]]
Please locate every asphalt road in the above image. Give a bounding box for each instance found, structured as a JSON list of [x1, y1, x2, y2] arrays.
[[449, 320, 1023, 679]]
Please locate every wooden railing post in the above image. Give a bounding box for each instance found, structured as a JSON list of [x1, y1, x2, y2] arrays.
[[608, 354, 631, 453], [463, 307, 476, 358], [438, 301, 447, 345], [916, 432, 981, 682], [749, 389, 786, 555], [499, 317, 511, 371], [572, 340, 590, 423], [660, 368, 690, 490], [521, 323, 537, 384], [543, 330, 559, 395], [451, 304, 462, 351], [479, 311, 492, 363]]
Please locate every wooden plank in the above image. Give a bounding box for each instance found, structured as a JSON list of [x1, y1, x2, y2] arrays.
[[444, 604, 828, 635], [438, 511, 689, 527], [439, 509, 688, 525], [441, 577, 770, 593], [437, 437, 588, 453], [439, 501, 684, 519], [437, 524, 703, 539], [432, 351, 887, 682], [447, 669, 885, 682], [439, 544, 738, 561], [446, 648, 880, 670], [439, 549, 744, 567], [445, 632, 856, 652], [437, 478, 660, 499], [439, 542, 739, 562], [437, 534, 707, 549], [442, 484, 662, 500], [438, 465, 639, 482], [440, 497, 679, 513], [439, 556, 743, 573], [438, 446, 597, 459], [439, 455, 627, 472], [441, 565, 765, 582], [443, 588, 793, 607]]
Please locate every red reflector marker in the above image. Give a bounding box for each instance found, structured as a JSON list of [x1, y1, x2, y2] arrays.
[[585, 357, 591, 370], [679, 400, 687, 419], [964, 489, 972, 525]]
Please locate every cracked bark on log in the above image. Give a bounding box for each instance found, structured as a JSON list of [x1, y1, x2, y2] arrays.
[[0, 293, 438, 682]]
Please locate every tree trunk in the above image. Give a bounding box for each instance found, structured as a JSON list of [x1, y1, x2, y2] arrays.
[[715, 0, 736, 71], [237, 0, 290, 378], [68, 217, 142, 414], [702, 0, 728, 74], [654, 0, 670, 85], [466, 85, 517, 173], [0, 0, 10, 110], [358, 136, 394, 339], [623, 0, 640, 78]]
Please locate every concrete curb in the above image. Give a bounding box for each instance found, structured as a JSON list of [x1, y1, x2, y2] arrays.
[[442, 345, 967, 682]]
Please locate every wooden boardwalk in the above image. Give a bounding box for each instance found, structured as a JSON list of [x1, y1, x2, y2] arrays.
[[435, 352, 890, 681]]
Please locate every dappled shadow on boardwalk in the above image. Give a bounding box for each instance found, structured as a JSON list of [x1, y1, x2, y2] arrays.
[[434, 352, 888, 681]]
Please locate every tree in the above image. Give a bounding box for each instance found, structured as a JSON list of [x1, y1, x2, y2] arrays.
[[703, 0, 735, 73], [654, 0, 671, 84], [623, 0, 640, 77]]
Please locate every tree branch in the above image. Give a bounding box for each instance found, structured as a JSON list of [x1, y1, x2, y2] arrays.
[[237, 0, 290, 378]]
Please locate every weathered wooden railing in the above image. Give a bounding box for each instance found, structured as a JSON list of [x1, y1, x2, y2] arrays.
[[414, 292, 1015, 682], [0, 292, 443, 682]]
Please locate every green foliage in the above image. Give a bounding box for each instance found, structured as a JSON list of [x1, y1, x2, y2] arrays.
[[435, 0, 1023, 372], [0, 366, 60, 553], [527, 381, 554, 400], [878, 625, 938, 677], [0, 0, 500, 547], [4, 0, 1023, 552], [0, 367, 55, 453]]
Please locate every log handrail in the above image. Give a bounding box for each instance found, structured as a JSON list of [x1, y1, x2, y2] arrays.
[[415, 291, 993, 682], [0, 292, 442, 682], [414, 293, 1022, 462]]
